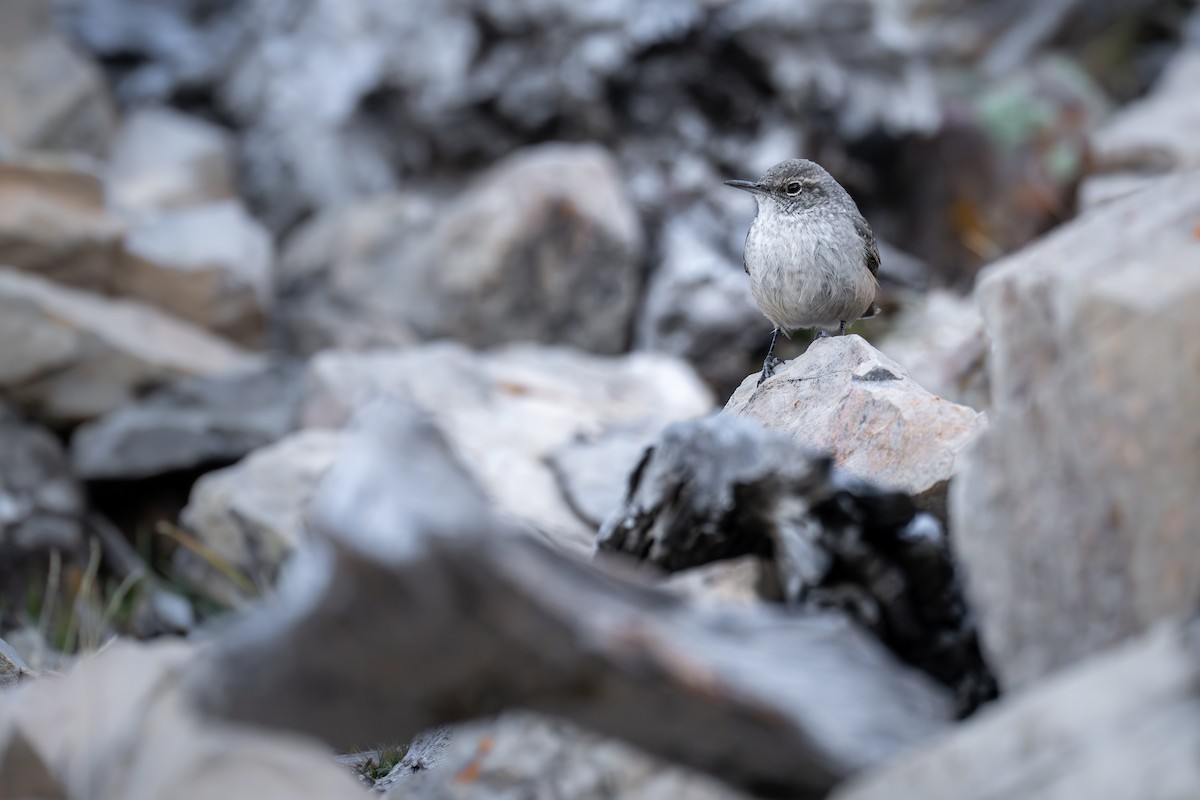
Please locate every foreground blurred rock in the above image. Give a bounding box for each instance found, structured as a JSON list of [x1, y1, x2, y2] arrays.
[[191, 405, 953, 797], [599, 415, 997, 715], [0, 404, 83, 554], [0, 268, 255, 424], [385, 713, 753, 800], [0, 0, 115, 156], [726, 336, 986, 516], [71, 361, 303, 481], [301, 342, 712, 552], [952, 170, 1200, 688], [834, 616, 1200, 800], [278, 144, 641, 356], [0, 640, 364, 800]]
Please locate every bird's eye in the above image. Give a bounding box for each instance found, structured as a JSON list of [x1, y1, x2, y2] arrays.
[[785, 182, 802, 196]]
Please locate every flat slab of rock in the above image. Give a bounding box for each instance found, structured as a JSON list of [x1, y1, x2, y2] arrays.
[[0, 267, 255, 424], [0, 155, 122, 292], [106, 106, 236, 214], [178, 429, 342, 604], [951, 169, 1200, 688], [833, 618, 1200, 800], [71, 361, 303, 480], [302, 342, 712, 552], [724, 335, 986, 516], [117, 200, 273, 345]]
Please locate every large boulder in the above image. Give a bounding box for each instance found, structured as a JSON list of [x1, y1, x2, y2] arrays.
[[301, 342, 712, 552], [0, 268, 255, 425], [117, 201, 274, 345], [833, 617, 1200, 800], [106, 107, 237, 215], [0, 0, 116, 156], [71, 361, 303, 481], [950, 170, 1200, 689], [725, 335, 986, 516], [0, 155, 122, 292]]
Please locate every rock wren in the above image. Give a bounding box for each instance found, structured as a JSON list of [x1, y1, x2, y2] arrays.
[[726, 159, 879, 384]]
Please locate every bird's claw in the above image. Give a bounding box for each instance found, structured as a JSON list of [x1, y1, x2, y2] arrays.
[[757, 356, 783, 385]]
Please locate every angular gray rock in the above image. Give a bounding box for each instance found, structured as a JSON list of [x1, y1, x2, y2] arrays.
[[597, 414, 997, 715], [725, 335, 986, 516], [71, 361, 303, 480], [0, 155, 122, 292], [191, 404, 954, 797], [0, 0, 116, 156], [301, 342, 712, 552], [547, 426, 660, 529], [106, 107, 237, 215], [178, 429, 343, 604], [117, 201, 274, 345], [386, 713, 755, 800], [0, 404, 84, 554], [833, 617, 1200, 800], [389, 143, 643, 355], [951, 169, 1200, 689], [0, 268, 256, 424], [0, 637, 34, 687]]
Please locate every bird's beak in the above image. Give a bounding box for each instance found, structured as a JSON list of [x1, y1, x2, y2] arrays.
[[724, 179, 765, 195]]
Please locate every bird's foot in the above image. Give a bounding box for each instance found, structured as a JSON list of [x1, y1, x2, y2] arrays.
[[838, 321, 847, 336], [757, 356, 783, 385], [814, 330, 830, 339]]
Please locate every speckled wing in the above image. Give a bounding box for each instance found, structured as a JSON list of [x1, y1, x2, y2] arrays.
[[854, 213, 880, 277]]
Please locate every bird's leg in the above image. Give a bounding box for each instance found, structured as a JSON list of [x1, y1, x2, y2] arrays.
[[758, 326, 783, 385], [838, 320, 847, 336], [815, 329, 830, 339]]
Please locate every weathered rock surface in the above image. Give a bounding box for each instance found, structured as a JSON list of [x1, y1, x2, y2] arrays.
[[547, 426, 658, 529], [106, 106, 236, 215], [725, 335, 986, 516], [274, 193, 431, 355], [117, 201, 274, 344], [302, 342, 712, 552], [0, 268, 255, 424], [951, 170, 1200, 689], [0, 0, 116, 156], [0, 155, 122, 292], [0, 404, 84, 554], [0, 637, 33, 687], [178, 429, 342, 604], [387, 713, 755, 800], [833, 617, 1200, 800], [71, 361, 303, 480], [598, 414, 997, 715], [191, 405, 954, 797], [875, 290, 989, 409], [1, 639, 364, 800], [393, 144, 643, 354]]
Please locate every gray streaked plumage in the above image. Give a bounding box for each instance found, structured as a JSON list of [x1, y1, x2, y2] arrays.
[[725, 159, 880, 383]]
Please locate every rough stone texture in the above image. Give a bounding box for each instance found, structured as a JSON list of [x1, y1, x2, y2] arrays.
[[833, 618, 1200, 800], [875, 290, 990, 409], [1, 639, 365, 800], [178, 429, 342, 604], [950, 170, 1200, 689], [386, 144, 643, 355], [0, 404, 84, 554], [0, 155, 123, 292], [725, 335, 986, 516], [0, 0, 116, 156], [301, 342, 712, 552], [274, 193, 431, 355], [547, 426, 658, 529], [662, 556, 773, 610], [0, 267, 256, 425], [117, 201, 274, 345], [597, 414, 997, 715], [71, 361, 303, 480], [387, 713, 755, 800], [0, 637, 33, 687], [192, 405, 954, 798], [106, 106, 237, 215]]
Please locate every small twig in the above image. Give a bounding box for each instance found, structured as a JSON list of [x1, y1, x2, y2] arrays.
[[154, 520, 258, 599], [64, 538, 102, 654], [34, 549, 62, 669]]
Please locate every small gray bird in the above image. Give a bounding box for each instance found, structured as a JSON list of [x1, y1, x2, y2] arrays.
[[726, 159, 880, 384]]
